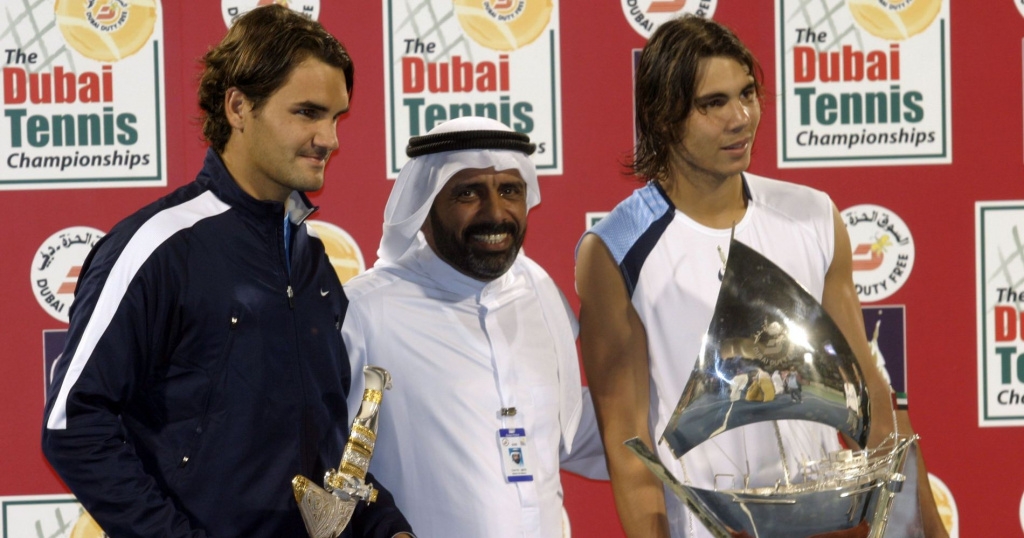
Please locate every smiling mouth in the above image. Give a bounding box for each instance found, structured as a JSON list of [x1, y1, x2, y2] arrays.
[[472, 232, 510, 246], [723, 140, 750, 151]]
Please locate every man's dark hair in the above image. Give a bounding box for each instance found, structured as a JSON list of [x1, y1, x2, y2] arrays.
[[198, 5, 354, 152], [632, 15, 763, 182]]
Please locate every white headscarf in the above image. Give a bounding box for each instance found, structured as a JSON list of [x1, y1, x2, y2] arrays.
[[377, 117, 540, 265]]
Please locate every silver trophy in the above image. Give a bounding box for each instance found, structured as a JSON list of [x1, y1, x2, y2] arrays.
[[292, 366, 392, 538], [626, 239, 918, 538]]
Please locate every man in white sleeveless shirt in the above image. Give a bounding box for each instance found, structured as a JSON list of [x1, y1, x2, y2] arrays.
[[575, 15, 946, 538]]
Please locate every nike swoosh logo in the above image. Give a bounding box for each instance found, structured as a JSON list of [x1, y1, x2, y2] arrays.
[[321, 289, 330, 297]]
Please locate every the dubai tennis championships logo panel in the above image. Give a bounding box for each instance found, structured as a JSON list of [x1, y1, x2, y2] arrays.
[[384, 0, 563, 177], [1, 0, 167, 190], [976, 201, 1024, 427], [0, 494, 99, 538], [775, 0, 951, 168]]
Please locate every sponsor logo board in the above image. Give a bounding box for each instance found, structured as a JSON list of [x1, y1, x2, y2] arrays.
[[1, 0, 167, 190], [0, 495, 97, 538], [384, 0, 563, 177], [31, 227, 105, 323], [306, 220, 365, 284], [862, 305, 907, 394], [775, 0, 951, 167], [585, 211, 609, 230], [929, 474, 957, 537], [220, 0, 321, 27], [620, 0, 718, 39], [976, 201, 1024, 426], [842, 204, 914, 303]]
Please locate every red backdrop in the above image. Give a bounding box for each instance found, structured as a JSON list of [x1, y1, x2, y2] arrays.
[[2, 1, 1021, 536]]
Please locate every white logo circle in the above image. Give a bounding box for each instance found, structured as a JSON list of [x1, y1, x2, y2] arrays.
[[306, 220, 365, 284], [1015, 483, 1024, 532], [620, 0, 719, 39], [928, 473, 957, 537], [31, 227, 105, 323], [842, 204, 914, 303], [221, 1, 321, 29]]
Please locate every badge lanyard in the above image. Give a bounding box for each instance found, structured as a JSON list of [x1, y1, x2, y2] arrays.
[[479, 294, 535, 483]]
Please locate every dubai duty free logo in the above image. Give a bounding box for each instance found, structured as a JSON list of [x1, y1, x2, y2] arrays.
[[30, 227, 105, 323], [620, 0, 719, 38], [842, 204, 914, 303], [220, 0, 321, 28]]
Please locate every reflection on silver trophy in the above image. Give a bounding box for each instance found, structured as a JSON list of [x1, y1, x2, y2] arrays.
[[626, 240, 918, 538], [292, 366, 392, 538]]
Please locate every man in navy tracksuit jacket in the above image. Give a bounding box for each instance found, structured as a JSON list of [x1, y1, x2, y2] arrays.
[[41, 6, 412, 537]]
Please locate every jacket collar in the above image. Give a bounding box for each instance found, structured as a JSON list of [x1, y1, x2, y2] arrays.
[[196, 148, 318, 225]]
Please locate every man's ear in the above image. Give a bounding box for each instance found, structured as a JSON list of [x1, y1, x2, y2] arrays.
[[224, 87, 249, 131]]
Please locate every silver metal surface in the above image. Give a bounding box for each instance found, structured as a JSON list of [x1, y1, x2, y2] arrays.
[[293, 366, 392, 538], [662, 240, 869, 458], [627, 239, 919, 537]]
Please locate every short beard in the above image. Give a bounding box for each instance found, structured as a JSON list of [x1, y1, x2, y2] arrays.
[[428, 211, 524, 281]]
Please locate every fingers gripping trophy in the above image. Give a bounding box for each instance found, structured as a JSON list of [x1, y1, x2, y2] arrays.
[[292, 366, 392, 538], [626, 240, 918, 538]]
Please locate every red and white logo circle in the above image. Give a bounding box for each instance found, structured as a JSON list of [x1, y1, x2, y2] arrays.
[[842, 204, 915, 303], [620, 0, 718, 39], [221, 0, 321, 28], [31, 227, 105, 323]]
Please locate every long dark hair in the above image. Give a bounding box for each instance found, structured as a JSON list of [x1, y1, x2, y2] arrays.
[[631, 15, 763, 182]]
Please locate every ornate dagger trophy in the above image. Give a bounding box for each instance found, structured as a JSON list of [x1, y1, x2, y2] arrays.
[[292, 366, 392, 538], [626, 240, 918, 538]]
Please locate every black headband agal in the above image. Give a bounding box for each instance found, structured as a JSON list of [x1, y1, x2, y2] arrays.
[[406, 129, 536, 158]]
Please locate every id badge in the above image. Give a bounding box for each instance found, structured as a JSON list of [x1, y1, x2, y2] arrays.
[[498, 428, 533, 482]]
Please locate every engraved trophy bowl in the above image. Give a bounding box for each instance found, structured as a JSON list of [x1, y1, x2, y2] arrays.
[[626, 239, 918, 538]]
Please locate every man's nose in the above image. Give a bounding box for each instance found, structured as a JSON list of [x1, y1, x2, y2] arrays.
[[479, 189, 508, 221], [726, 100, 753, 130], [315, 121, 339, 152]]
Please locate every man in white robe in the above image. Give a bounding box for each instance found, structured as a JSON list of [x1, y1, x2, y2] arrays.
[[343, 116, 604, 537]]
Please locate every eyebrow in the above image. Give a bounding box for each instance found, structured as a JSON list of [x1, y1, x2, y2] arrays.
[[449, 175, 526, 189], [294, 100, 350, 117], [694, 81, 757, 104], [294, 100, 328, 111]]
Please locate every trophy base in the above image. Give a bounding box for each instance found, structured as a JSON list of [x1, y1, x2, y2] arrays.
[[292, 475, 356, 538], [625, 435, 918, 538]]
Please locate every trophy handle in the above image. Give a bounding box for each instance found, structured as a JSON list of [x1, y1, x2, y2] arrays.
[[866, 435, 919, 538], [293, 366, 392, 538], [331, 366, 391, 493]]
